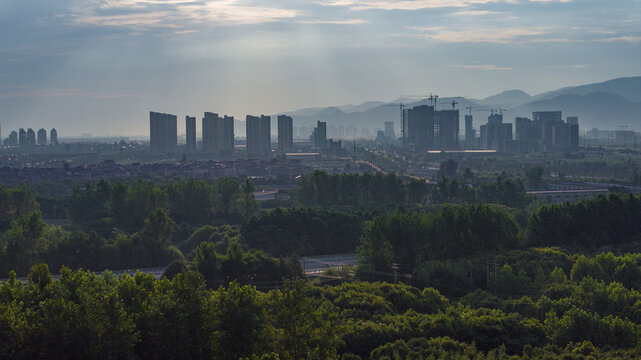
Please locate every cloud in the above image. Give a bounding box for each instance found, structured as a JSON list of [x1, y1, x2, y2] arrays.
[[174, 29, 199, 35], [451, 64, 511, 70], [74, 11, 180, 28], [408, 26, 550, 43], [450, 10, 505, 16], [0, 88, 149, 99], [71, 0, 300, 29], [297, 18, 367, 24], [317, 0, 578, 11], [320, 0, 496, 11], [595, 36, 641, 42]]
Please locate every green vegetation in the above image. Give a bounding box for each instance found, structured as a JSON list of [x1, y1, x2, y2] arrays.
[[0, 185, 39, 231], [67, 178, 257, 234], [526, 193, 641, 247], [1, 176, 641, 359], [242, 207, 367, 256], [293, 170, 412, 207], [292, 170, 532, 209], [2, 261, 641, 359], [357, 193, 641, 296]]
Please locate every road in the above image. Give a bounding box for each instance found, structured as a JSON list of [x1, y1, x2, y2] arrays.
[[1, 255, 360, 283], [299, 253, 358, 275]]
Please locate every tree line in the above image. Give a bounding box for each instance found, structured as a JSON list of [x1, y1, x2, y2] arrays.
[[357, 194, 641, 297], [291, 170, 533, 209], [67, 178, 258, 234], [0, 208, 302, 281], [1, 261, 640, 359]]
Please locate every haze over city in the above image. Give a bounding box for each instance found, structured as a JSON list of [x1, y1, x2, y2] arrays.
[[1, 0, 640, 136]]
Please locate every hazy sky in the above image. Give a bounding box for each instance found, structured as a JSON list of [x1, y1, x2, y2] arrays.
[[1, 0, 640, 136]]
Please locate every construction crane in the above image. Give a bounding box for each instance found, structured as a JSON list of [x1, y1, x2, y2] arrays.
[[400, 94, 440, 108], [429, 94, 439, 108], [450, 100, 459, 110], [471, 107, 507, 115]]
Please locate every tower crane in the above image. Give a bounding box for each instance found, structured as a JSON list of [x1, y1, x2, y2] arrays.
[[470, 108, 507, 115], [429, 94, 439, 108], [491, 108, 507, 115], [401, 94, 439, 108]]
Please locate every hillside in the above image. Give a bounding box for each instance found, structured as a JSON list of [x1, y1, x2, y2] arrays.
[[275, 77, 641, 132]]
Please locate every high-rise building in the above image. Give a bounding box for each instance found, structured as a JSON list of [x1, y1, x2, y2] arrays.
[[4, 131, 18, 146], [549, 115, 579, 150], [37, 128, 47, 145], [310, 128, 317, 148], [403, 105, 435, 150], [515, 117, 537, 140], [552, 122, 570, 147], [50, 128, 58, 145], [202, 113, 234, 153], [26, 128, 36, 146], [202, 112, 220, 153], [246, 115, 271, 155], [149, 111, 178, 154], [221, 115, 234, 152], [436, 110, 459, 149], [316, 121, 327, 149], [384, 121, 395, 139], [568, 121, 579, 148], [614, 130, 636, 146], [533, 111, 562, 144], [464, 115, 475, 148], [513, 117, 542, 152], [277, 115, 293, 153], [488, 113, 503, 124], [18, 129, 26, 146], [512, 113, 577, 152], [480, 113, 512, 151], [186, 116, 196, 153]]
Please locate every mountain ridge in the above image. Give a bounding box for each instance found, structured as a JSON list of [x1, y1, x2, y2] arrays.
[[276, 77, 640, 131]]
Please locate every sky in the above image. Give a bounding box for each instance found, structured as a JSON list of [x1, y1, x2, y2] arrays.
[[1, 0, 640, 136]]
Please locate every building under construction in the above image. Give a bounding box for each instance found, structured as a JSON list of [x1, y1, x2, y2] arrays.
[[401, 100, 460, 151], [403, 105, 435, 151]]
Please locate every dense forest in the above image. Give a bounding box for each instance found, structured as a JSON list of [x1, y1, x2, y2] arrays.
[[1, 174, 641, 359], [1, 262, 641, 359], [291, 169, 533, 209]]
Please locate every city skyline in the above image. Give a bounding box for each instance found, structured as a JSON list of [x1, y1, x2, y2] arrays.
[[0, 0, 639, 136]]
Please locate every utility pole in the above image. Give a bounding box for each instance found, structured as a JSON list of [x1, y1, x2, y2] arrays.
[[494, 261, 498, 297], [391, 263, 399, 284], [353, 141, 356, 164], [486, 259, 489, 290]]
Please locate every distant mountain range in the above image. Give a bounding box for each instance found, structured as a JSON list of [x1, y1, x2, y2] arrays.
[[276, 77, 641, 132]]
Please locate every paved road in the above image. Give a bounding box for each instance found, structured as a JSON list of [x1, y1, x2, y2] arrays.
[[1, 255, 359, 283], [299, 253, 358, 275]]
